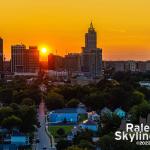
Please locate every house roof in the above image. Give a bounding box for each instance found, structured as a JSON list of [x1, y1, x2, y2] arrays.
[[83, 120, 97, 125], [52, 108, 78, 113], [101, 107, 112, 113], [114, 108, 125, 113], [0, 144, 17, 150]]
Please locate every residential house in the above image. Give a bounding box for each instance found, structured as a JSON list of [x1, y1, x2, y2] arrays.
[[79, 120, 99, 132], [114, 108, 126, 119], [0, 144, 17, 150], [4, 135, 29, 147], [48, 104, 87, 123], [88, 111, 100, 121], [101, 107, 112, 117], [77, 103, 87, 114], [11, 135, 29, 146], [48, 108, 79, 123]]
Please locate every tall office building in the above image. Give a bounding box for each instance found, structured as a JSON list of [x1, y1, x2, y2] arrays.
[[81, 22, 103, 78], [84, 22, 97, 52], [11, 45, 39, 74], [48, 54, 64, 71], [65, 53, 81, 74], [11, 45, 26, 73], [0, 38, 3, 74], [27, 46, 39, 73]]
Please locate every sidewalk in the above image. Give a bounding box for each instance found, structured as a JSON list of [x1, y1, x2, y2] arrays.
[[45, 113, 56, 149]]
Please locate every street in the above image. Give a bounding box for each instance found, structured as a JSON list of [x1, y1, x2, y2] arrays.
[[35, 101, 56, 150]]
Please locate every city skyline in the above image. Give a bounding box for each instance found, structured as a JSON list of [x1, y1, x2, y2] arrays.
[[1, 0, 150, 61]]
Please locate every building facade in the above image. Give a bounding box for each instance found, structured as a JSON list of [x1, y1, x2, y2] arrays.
[[104, 61, 150, 73], [11, 45, 39, 74], [11, 45, 27, 73], [48, 108, 79, 123], [65, 53, 81, 75], [3, 61, 11, 74], [48, 53, 64, 71], [0, 38, 3, 75], [27, 46, 39, 73]]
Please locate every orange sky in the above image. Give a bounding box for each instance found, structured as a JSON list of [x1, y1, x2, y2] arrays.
[[0, 0, 150, 61]]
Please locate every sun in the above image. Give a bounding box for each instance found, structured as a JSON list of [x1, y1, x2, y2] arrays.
[[41, 47, 47, 54]]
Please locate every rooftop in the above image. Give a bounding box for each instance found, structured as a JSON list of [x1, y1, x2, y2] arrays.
[[52, 108, 78, 113], [83, 120, 97, 125]]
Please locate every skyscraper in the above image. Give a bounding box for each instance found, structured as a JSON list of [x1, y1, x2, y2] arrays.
[[11, 45, 39, 74], [11, 44, 27, 73], [27, 46, 39, 73], [84, 22, 97, 52], [48, 53, 64, 71], [0, 38, 3, 74], [65, 53, 81, 75], [81, 22, 103, 78]]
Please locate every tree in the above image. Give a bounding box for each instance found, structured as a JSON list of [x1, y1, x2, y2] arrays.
[[101, 113, 121, 135], [66, 98, 80, 108], [131, 91, 145, 105], [99, 134, 113, 150], [0, 88, 13, 104], [20, 105, 37, 132], [138, 101, 150, 117], [74, 130, 93, 145], [57, 128, 65, 137], [99, 133, 138, 150], [129, 101, 150, 123], [1, 115, 22, 130], [21, 98, 35, 106], [0, 107, 14, 124], [10, 103, 21, 117], [46, 92, 64, 110], [138, 87, 150, 101], [56, 140, 70, 150], [67, 146, 87, 150], [85, 92, 106, 111], [78, 140, 95, 150]]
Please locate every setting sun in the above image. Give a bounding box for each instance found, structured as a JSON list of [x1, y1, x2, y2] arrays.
[[40, 46, 50, 61], [41, 48, 47, 54]]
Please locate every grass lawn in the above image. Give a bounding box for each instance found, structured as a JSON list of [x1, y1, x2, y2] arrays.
[[48, 125, 74, 138]]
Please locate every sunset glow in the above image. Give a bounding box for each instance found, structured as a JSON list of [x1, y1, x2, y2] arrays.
[[39, 47, 49, 61], [0, 0, 150, 60], [41, 48, 47, 54]]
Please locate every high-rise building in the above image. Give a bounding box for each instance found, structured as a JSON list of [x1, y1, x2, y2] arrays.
[[3, 61, 11, 74], [84, 22, 97, 52], [11, 45, 26, 73], [81, 22, 103, 78], [65, 53, 81, 75], [11, 45, 39, 74], [48, 54, 64, 71], [27, 46, 39, 73], [0, 38, 3, 74]]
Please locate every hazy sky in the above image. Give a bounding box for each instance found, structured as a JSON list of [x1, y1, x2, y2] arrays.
[[0, 0, 150, 60]]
